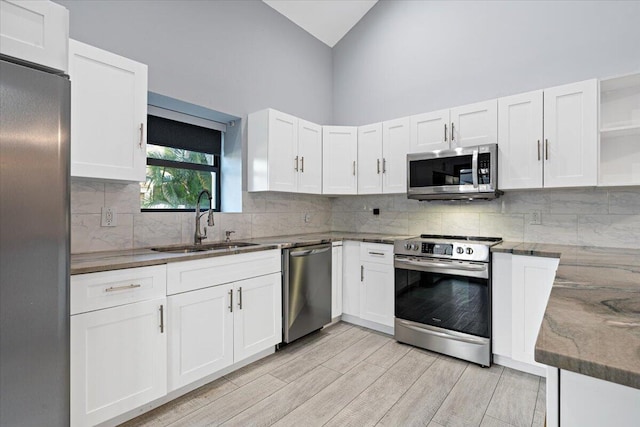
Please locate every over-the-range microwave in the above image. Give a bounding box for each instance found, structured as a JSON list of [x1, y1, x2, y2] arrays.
[[407, 143, 502, 201]]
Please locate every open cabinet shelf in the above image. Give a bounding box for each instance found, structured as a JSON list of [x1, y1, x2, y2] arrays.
[[599, 73, 640, 186]]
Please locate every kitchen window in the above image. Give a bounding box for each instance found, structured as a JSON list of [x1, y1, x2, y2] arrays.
[[141, 113, 222, 212]]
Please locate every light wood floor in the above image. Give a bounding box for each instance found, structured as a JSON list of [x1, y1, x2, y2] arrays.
[[122, 322, 546, 427]]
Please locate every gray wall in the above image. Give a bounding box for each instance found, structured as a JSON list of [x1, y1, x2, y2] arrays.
[[56, 0, 332, 124], [333, 0, 640, 125]]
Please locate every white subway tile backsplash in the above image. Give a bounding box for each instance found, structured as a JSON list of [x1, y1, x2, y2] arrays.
[[71, 213, 133, 253], [524, 214, 578, 245], [608, 190, 640, 214], [578, 214, 640, 248], [70, 178, 104, 214]]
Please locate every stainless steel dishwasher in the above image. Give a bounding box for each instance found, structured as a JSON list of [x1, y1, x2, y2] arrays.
[[283, 243, 332, 343]]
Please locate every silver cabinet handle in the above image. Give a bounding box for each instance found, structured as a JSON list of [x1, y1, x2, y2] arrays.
[[105, 284, 141, 292], [159, 304, 164, 333], [139, 123, 144, 148], [444, 123, 448, 142], [472, 150, 479, 189], [301, 156, 304, 173], [295, 155, 299, 172], [238, 287, 243, 310], [382, 158, 387, 174], [229, 289, 233, 312], [368, 251, 385, 256], [451, 122, 455, 142], [545, 139, 549, 160], [353, 160, 356, 176], [360, 265, 364, 282], [537, 140, 541, 161], [377, 158, 380, 174]]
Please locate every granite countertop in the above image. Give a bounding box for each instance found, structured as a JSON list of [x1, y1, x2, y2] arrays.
[[70, 232, 410, 275], [493, 242, 640, 390]]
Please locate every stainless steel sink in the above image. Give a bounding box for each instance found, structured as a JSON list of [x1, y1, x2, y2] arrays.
[[151, 242, 258, 254]]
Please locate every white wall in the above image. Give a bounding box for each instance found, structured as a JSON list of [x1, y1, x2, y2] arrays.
[[333, 0, 640, 125]]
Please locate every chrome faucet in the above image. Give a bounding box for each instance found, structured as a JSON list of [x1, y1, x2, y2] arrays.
[[194, 190, 214, 245]]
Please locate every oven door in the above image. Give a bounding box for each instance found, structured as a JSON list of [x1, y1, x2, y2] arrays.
[[394, 256, 490, 338]]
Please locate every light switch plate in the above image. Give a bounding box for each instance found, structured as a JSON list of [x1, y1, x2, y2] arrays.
[[101, 207, 117, 227], [530, 211, 542, 225]]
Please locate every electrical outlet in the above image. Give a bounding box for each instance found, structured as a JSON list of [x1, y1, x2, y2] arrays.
[[530, 210, 542, 225], [101, 207, 117, 227], [304, 213, 311, 223]]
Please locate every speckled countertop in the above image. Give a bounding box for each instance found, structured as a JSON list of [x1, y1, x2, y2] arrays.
[[70, 232, 410, 275], [493, 242, 640, 390]]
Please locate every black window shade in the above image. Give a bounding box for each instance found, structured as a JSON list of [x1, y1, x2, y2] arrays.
[[147, 115, 221, 155]]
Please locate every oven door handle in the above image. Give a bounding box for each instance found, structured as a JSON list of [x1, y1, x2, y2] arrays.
[[398, 320, 488, 346], [394, 257, 488, 278]]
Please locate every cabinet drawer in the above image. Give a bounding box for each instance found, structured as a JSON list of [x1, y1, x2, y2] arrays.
[[167, 249, 281, 295], [360, 243, 393, 265], [71, 265, 167, 315]]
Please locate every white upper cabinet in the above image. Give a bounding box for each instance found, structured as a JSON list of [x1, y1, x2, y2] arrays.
[[0, 0, 69, 72], [297, 119, 323, 194], [322, 126, 358, 195], [450, 99, 498, 148], [382, 117, 410, 193], [498, 80, 598, 189], [544, 79, 598, 188], [498, 90, 544, 190], [409, 109, 450, 153], [69, 39, 148, 182], [409, 100, 497, 154], [247, 108, 322, 194], [357, 123, 383, 194]]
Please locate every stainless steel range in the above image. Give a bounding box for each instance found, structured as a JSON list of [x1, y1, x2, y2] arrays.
[[394, 234, 502, 366]]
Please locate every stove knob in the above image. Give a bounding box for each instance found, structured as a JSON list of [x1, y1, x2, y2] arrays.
[[404, 243, 411, 250], [411, 244, 419, 251], [456, 247, 464, 254], [466, 248, 474, 255]]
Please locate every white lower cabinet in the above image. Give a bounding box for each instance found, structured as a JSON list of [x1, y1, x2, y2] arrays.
[[71, 265, 167, 427], [341, 241, 394, 333], [492, 253, 559, 376], [233, 273, 282, 362], [70, 298, 167, 427], [168, 284, 234, 391], [166, 251, 282, 392]]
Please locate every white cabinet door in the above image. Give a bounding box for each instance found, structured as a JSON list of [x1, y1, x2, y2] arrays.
[[382, 117, 410, 194], [409, 109, 450, 153], [450, 99, 498, 148], [233, 273, 282, 362], [69, 39, 147, 182], [297, 119, 322, 194], [267, 110, 299, 192], [491, 253, 512, 357], [560, 370, 640, 427], [511, 255, 559, 367], [498, 90, 544, 189], [342, 241, 361, 317], [167, 284, 234, 392], [70, 298, 166, 427], [360, 261, 394, 327], [331, 243, 343, 319], [0, 0, 69, 72], [323, 126, 358, 195], [543, 79, 598, 188], [357, 123, 383, 194]]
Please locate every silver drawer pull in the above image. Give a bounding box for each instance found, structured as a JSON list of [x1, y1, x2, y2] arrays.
[[368, 251, 385, 256], [105, 284, 141, 292]]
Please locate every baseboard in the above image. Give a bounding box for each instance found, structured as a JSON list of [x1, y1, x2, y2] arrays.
[[341, 314, 394, 336], [493, 354, 547, 377]]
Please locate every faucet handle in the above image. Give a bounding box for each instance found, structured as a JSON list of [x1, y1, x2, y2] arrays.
[[225, 230, 235, 241], [203, 227, 208, 240]]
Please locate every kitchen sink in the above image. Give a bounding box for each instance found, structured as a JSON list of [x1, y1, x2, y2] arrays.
[[151, 242, 258, 253]]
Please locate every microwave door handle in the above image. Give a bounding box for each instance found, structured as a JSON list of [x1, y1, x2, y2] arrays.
[[472, 150, 479, 188]]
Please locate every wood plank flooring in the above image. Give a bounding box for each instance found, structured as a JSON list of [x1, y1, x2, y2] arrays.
[[122, 322, 546, 427]]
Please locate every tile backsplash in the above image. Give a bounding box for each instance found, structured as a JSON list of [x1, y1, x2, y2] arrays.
[[71, 178, 640, 253]]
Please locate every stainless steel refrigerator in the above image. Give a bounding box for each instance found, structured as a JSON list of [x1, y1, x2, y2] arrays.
[[0, 57, 70, 426]]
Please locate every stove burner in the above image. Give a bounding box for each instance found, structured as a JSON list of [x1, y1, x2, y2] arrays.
[[419, 234, 502, 243]]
